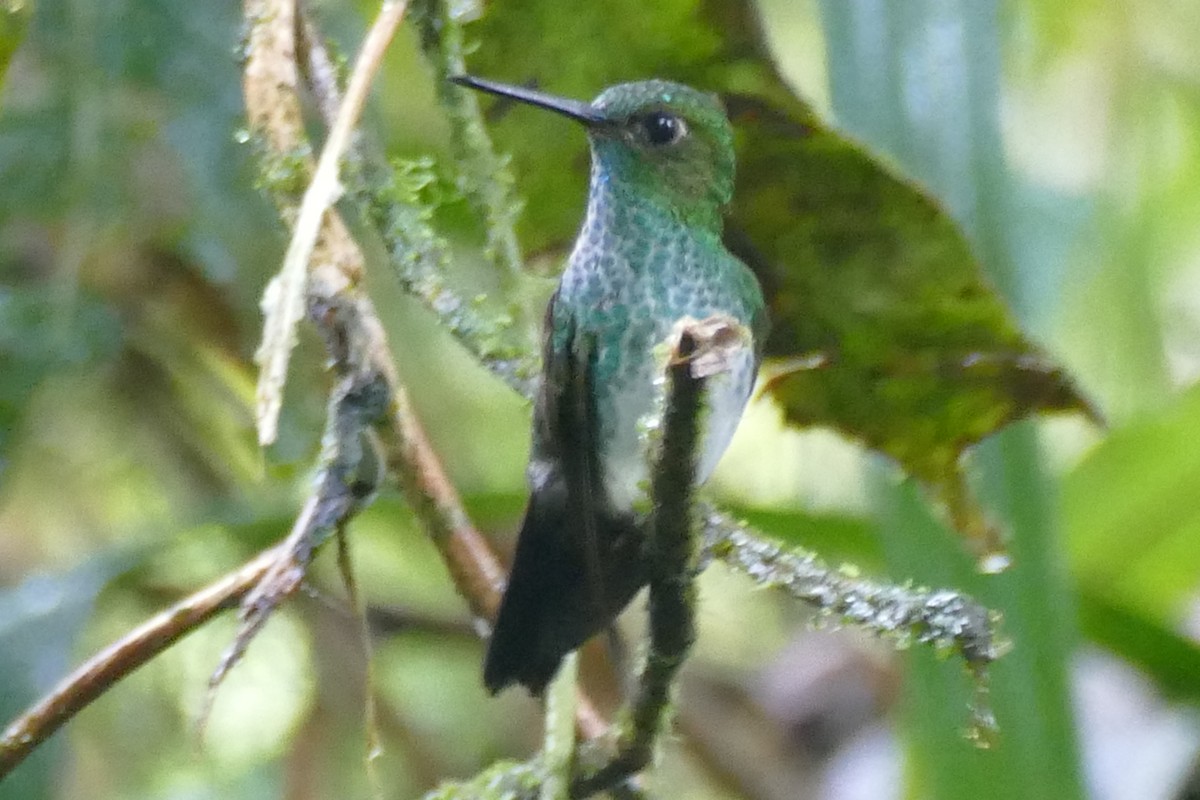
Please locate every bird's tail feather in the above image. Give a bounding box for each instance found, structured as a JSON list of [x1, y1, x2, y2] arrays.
[[483, 485, 645, 696]]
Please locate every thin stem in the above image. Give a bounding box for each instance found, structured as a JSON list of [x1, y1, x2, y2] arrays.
[[541, 653, 579, 800], [411, 0, 529, 312], [293, 11, 539, 400], [253, 0, 408, 446]]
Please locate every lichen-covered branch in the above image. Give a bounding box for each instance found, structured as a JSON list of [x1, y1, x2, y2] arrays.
[[541, 654, 580, 800], [699, 505, 1001, 668], [413, 314, 739, 800], [294, 7, 615, 745], [212, 0, 404, 709], [355, 163, 538, 399], [202, 292, 394, 710], [422, 761, 542, 800], [292, 10, 539, 400], [244, 0, 490, 613], [570, 319, 741, 799], [410, 0, 528, 301]]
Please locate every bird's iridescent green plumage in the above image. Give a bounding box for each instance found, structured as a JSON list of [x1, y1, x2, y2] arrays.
[[558, 89, 762, 505], [452, 76, 766, 694]]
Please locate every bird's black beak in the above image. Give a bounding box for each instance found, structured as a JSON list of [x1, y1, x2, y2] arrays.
[[450, 74, 606, 127]]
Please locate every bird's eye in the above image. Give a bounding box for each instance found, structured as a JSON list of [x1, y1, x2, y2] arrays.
[[640, 111, 686, 146]]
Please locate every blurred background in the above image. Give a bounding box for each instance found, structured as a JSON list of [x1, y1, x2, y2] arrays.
[[1, 0, 1199, 798]]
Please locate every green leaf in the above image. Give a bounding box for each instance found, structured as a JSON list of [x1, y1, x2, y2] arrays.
[[731, 88, 1099, 558], [1078, 590, 1200, 705], [822, 1, 1090, 797], [1064, 381, 1200, 621], [877, 438, 1086, 800], [461, 0, 1096, 556]]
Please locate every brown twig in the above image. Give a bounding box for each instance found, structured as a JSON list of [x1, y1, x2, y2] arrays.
[[253, 0, 408, 446], [334, 527, 386, 799], [0, 547, 281, 778]]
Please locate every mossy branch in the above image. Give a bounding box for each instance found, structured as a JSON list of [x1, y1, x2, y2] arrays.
[[203, 326, 391, 717], [570, 318, 744, 798], [294, 7, 539, 399], [410, 0, 528, 302], [354, 160, 539, 398]]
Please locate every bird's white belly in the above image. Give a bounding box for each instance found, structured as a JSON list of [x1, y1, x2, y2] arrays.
[[601, 345, 756, 512]]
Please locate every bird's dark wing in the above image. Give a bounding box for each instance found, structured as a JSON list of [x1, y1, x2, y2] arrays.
[[483, 292, 646, 695]]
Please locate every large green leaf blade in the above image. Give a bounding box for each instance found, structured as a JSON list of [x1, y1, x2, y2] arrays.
[[1065, 382, 1200, 621], [820, 1, 1090, 797]]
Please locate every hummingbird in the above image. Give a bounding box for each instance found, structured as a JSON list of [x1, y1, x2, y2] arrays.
[[452, 75, 767, 695]]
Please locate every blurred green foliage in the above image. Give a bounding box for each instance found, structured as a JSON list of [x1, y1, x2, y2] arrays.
[[0, 1, 30, 101], [0, 0, 1198, 798]]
